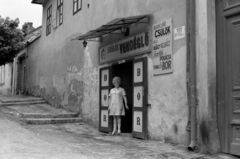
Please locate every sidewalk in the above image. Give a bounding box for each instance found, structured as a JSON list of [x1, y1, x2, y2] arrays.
[[0, 95, 238, 159]]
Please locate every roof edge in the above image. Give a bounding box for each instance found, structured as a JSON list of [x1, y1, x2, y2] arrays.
[[71, 14, 152, 41], [31, 0, 43, 5]]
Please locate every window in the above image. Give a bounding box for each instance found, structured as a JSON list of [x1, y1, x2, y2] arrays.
[[46, 5, 52, 36], [57, 0, 63, 26], [73, 0, 82, 14]]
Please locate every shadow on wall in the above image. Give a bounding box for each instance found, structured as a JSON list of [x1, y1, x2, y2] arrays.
[[198, 119, 221, 154]]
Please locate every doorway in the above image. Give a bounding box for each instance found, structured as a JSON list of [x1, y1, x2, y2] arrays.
[[99, 57, 148, 138], [112, 61, 133, 133], [216, 0, 240, 156], [17, 56, 26, 94]]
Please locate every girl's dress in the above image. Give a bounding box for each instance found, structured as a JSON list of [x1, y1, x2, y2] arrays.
[[109, 87, 126, 116]]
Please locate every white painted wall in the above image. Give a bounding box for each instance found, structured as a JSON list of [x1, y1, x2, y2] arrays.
[[0, 64, 13, 95], [195, 0, 220, 153]]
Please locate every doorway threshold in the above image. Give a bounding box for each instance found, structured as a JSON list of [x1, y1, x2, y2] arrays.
[[120, 133, 132, 137]]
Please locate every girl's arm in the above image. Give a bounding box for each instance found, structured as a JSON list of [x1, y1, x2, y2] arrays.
[[108, 96, 111, 111], [123, 95, 129, 110], [108, 90, 112, 111]]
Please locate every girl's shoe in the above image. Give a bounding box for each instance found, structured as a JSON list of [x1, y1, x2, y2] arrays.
[[117, 131, 121, 136], [112, 130, 117, 135]]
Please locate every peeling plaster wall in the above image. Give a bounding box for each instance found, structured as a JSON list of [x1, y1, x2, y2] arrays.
[[147, 3, 188, 145], [100, 1, 188, 145], [196, 0, 220, 153], [26, 0, 189, 144]]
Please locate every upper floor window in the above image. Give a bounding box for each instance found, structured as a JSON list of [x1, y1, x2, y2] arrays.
[[73, 0, 82, 15], [46, 5, 52, 36], [57, 0, 63, 26]]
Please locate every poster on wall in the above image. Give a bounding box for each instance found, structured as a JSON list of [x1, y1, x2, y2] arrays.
[[153, 18, 173, 75]]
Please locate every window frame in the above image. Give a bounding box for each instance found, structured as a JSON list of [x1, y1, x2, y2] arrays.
[[57, 0, 63, 26], [46, 5, 52, 36], [73, 0, 82, 15]]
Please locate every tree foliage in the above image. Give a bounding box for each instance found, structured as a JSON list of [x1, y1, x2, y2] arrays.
[[21, 22, 29, 37], [0, 16, 25, 65]]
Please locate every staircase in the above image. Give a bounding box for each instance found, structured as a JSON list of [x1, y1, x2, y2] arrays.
[[21, 112, 82, 125], [0, 95, 82, 125], [0, 97, 46, 106]]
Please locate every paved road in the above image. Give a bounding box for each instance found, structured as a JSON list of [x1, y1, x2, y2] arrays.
[[0, 105, 237, 159]]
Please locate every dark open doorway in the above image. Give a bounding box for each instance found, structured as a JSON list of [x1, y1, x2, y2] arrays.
[[112, 61, 133, 133]]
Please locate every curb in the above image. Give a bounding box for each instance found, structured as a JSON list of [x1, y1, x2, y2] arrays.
[[21, 113, 79, 118], [0, 101, 47, 106], [22, 118, 83, 124], [0, 98, 45, 103]]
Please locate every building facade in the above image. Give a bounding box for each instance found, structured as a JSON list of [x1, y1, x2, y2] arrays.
[[12, 26, 42, 95], [25, 0, 239, 156], [0, 24, 41, 96]]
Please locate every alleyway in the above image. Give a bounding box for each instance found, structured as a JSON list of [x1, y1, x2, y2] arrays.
[[0, 96, 238, 159]]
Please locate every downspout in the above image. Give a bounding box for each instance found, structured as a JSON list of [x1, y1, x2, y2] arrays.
[[25, 45, 28, 94], [12, 57, 17, 95], [10, 62, 13, 94], [187, 0, 197, 151]]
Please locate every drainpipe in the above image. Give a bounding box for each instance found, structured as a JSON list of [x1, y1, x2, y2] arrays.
[[187, 0, 197, 151]]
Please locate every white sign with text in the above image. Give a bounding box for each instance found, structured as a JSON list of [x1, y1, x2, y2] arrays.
[[99, 32, 150, 64], [153, 19, 173, 75], [174, 26, 185, 40]]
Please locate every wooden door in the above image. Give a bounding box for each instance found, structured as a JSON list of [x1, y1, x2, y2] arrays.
[[17, 57, 26, 94], [21, 66, 26, 93], [216, 0, 240, 155], [99, 66, 112, 132], [132, 57, 148, 139]]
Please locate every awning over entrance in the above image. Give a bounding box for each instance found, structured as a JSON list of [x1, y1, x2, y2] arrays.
[[72, 14, 151, 41]]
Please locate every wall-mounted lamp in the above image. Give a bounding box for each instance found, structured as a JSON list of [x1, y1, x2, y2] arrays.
[[82, 40, 87, 47], [82, 37, 102, 47], [121, 27, 129, 36]]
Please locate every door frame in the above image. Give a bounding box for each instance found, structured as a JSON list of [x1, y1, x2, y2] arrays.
[[132, 57, 148, 139], [17, 56, 26, 94], [216, 0, 240, 154], [99, 57, 148, 138], [99, 66, 113, 132]]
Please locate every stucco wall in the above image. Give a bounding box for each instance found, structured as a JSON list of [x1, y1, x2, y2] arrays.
[[196, 0, 220, 153], [27, 0, 189, 145], [147, 3, 188, 145]]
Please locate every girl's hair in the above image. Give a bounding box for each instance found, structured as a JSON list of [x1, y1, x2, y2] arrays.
[[112, 76, 121, 85]]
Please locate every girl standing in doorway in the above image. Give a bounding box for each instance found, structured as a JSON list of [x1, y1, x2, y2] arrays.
[[108, 76, 129, 135]]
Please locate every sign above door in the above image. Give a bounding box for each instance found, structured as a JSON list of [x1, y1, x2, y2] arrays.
[[99, 31, 151, 64]]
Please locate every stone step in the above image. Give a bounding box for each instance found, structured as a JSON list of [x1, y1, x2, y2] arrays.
[[1, 100, 47, 106], [22, 118, 82, 125], [1, 98, 45, 103], [21, 113, 79, 118]]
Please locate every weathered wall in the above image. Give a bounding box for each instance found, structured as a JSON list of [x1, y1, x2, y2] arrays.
[[26, 0, 189, 134], [93, 1, 188, 145], [25, 0, 198, 147], [147, 3, 188, 145], [196, 0, 220, 153]]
